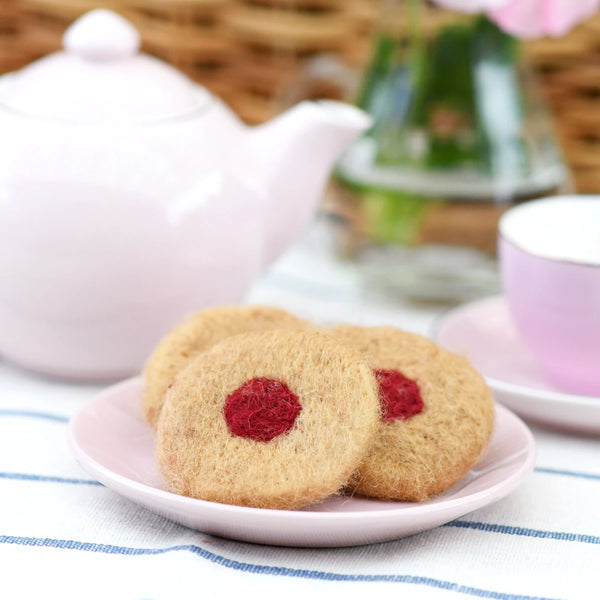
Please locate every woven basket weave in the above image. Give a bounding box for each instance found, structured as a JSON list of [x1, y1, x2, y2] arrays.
[[2, 0, 600, 192], [0, 0, 28, 73]]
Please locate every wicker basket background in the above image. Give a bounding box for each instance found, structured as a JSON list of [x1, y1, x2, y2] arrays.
[[1, 0, 599, 192]]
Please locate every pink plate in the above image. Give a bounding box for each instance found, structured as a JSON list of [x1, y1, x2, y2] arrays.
[[68, 377, 535, 548], [434, 296, 600, 434]]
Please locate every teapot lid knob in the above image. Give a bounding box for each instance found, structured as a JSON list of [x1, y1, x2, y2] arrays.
[[63, 9, 141, 61]]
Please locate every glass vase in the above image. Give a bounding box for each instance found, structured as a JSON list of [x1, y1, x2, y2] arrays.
[[328, 0, 571, 302]]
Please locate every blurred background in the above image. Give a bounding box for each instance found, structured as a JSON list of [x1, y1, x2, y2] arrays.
[[1, 0, 599, 303], [1, 0, 598, 190]]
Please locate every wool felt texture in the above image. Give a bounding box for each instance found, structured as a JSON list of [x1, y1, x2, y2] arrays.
[[142, 305, 310, 428], [224, 377, 302, 442], [329, 325, 495, 502], [155, 329, 381, 510], [374, 368, 424, 422]]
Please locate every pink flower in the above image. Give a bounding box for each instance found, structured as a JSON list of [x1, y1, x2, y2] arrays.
[[432, 0, 600, 38], [488, 0, 600, 38]]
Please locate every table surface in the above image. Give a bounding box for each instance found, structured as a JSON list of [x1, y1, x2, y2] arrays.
[[1, 220, 598, 600]]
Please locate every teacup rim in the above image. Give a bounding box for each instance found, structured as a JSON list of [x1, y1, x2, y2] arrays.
[[499, 195, 600, 268]]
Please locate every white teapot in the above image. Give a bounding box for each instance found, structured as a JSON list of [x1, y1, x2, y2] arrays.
[[0, 10, 370, 380]]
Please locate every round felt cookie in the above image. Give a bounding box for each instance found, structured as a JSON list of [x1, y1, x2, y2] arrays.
[[329, 325, 495, 502], [142, 305, 310, 428], [155, 330, 381, 510]]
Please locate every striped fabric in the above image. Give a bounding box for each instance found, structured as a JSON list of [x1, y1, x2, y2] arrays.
[[1, 220, 598, 600]]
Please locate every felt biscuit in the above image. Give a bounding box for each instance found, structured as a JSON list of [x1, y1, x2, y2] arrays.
[[142, 305, 310, 428], [156, 329, 381, 510], [329, 325, 495, 502]]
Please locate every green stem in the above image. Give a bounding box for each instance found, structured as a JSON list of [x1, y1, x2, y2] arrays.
[[470, 15, 529, 181], [339, 7, 534, 246]]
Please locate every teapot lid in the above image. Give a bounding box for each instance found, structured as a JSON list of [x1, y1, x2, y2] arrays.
[[0, 9, 210, 121]]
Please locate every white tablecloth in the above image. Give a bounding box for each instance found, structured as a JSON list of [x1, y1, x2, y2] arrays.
[[1, 221, 598, 600]]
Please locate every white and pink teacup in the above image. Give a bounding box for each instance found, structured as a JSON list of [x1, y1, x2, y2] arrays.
[[499, 196, 600, 396]]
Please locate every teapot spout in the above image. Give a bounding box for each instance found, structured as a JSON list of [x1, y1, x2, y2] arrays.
[[244, 100, 371, 265]]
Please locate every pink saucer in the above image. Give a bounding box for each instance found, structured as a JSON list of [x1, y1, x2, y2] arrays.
[[68, 377, 535, 547], [434, 296, 600, 434]]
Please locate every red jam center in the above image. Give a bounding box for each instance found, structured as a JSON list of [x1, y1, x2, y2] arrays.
[[224, 377, 302, 442], [374, 368, 424, 422]]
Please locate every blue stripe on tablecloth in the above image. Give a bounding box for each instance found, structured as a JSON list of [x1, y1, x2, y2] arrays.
[[445, 521, 600, 544], [0, 472, 102, 486], [0, 534, 563, 600], [534, 467, 600, 481], [0, 409, 68, 423], [1, 408, 598, 551], [0, 471, 597, 547]]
